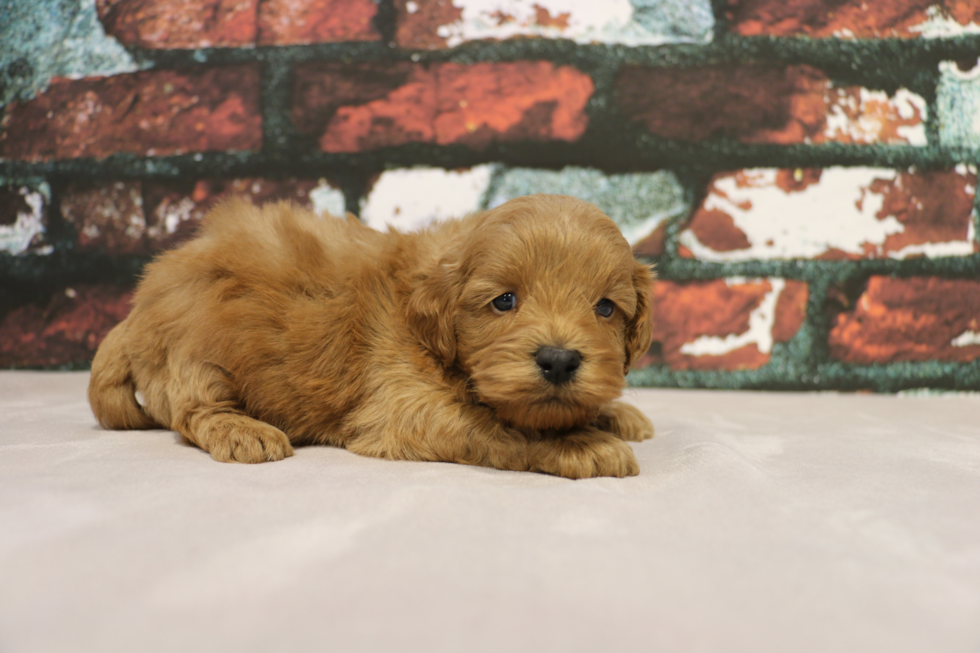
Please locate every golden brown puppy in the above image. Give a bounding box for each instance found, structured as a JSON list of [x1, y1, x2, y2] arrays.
[[89, 194, 654, 478]]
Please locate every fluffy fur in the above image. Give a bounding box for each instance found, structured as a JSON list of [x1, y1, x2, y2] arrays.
[[89, 194, 655, 478]]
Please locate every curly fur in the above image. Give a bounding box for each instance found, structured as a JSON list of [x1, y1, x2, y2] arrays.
[[89, 194, 655, 478]]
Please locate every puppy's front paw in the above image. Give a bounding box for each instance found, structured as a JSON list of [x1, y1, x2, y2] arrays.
[[529, 428, 639, 479], [202, 415, 294, 464], [595, 401, 654, 442]]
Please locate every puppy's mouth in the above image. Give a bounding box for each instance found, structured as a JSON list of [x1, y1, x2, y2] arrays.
[[536, 396, 572, 406], [467, 342, 626, 431], [490, 394, 597, 431]]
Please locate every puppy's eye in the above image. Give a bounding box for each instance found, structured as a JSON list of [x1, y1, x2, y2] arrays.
[[595, 298, 615, 318], [491, 293, 517, 313]]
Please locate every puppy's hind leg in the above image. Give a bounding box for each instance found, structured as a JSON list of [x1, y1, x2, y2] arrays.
[[169, 361, 294, 464], [89, 322, 159, 430]]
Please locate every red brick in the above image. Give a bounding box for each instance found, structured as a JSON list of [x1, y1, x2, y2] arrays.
[[97, 0, 380, 47], [687, 209, 752, 253], [632, 222, 668, 258], [433, 63, 591, 146], [616, 64, 818, 143], [61, 182, 148, 256], [829, 277, 980, 364], [393, 0, 705, 49], [0, 66, 262, 162], [395, 0, 463, 49], [948, 1, 980, 25], [644, 278, 807, 371], [772, 281, 808, 343], [679, 167, 976, 261], [257, 0, 379, 44], [394, 0, 579, 49], [0, 285, 133, 368], [314, 65, 439, 152], [96, 0, 257, 48], [142, 178, 331, 248], [614, 64, 925, 145], [866, 169, 977, 256], [727, 0, 980, 38], [60, 178, 334, 255], [293, 62, 593, 153], [293, 64, 427, 145]]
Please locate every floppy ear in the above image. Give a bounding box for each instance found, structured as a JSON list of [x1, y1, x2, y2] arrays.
[[624, 261, 654, 373], [406, 258, 461, 367]]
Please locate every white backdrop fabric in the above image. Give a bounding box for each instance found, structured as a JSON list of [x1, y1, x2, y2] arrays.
[[1, 371, 979, 653]]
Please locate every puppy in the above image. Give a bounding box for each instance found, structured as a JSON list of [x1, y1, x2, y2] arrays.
[[89, 194, 654, 478]]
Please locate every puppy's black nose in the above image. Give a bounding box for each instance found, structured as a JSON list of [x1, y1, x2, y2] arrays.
[[535, 347, 582, 386]]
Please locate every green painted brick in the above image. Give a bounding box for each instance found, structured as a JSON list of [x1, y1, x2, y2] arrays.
[[938, 60, 980, 149], [484, 166, 689, 246], [0, 0, 140, 107]]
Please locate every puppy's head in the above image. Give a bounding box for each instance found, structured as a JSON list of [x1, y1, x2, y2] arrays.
[[408, 194, 653, 431]]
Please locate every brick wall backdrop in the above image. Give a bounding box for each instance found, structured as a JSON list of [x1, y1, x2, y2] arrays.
[[2, 0, 980, 391]]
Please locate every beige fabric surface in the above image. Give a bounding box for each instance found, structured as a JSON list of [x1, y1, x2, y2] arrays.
[[1, 371, 979, 653]]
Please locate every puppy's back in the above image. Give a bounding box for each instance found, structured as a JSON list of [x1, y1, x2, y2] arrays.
[[91, 200, 391, 431], [140, 199, 371, 302]]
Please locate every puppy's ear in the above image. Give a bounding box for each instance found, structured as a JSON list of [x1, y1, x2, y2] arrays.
[[624, 261, 654, 373], [407, 258, 461, 367]]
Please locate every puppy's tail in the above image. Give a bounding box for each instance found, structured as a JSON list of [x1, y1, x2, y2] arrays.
[[88, 322, 158, 430]]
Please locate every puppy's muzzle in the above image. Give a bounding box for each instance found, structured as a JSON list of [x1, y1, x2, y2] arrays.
[[535, 347, 582, 386]]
